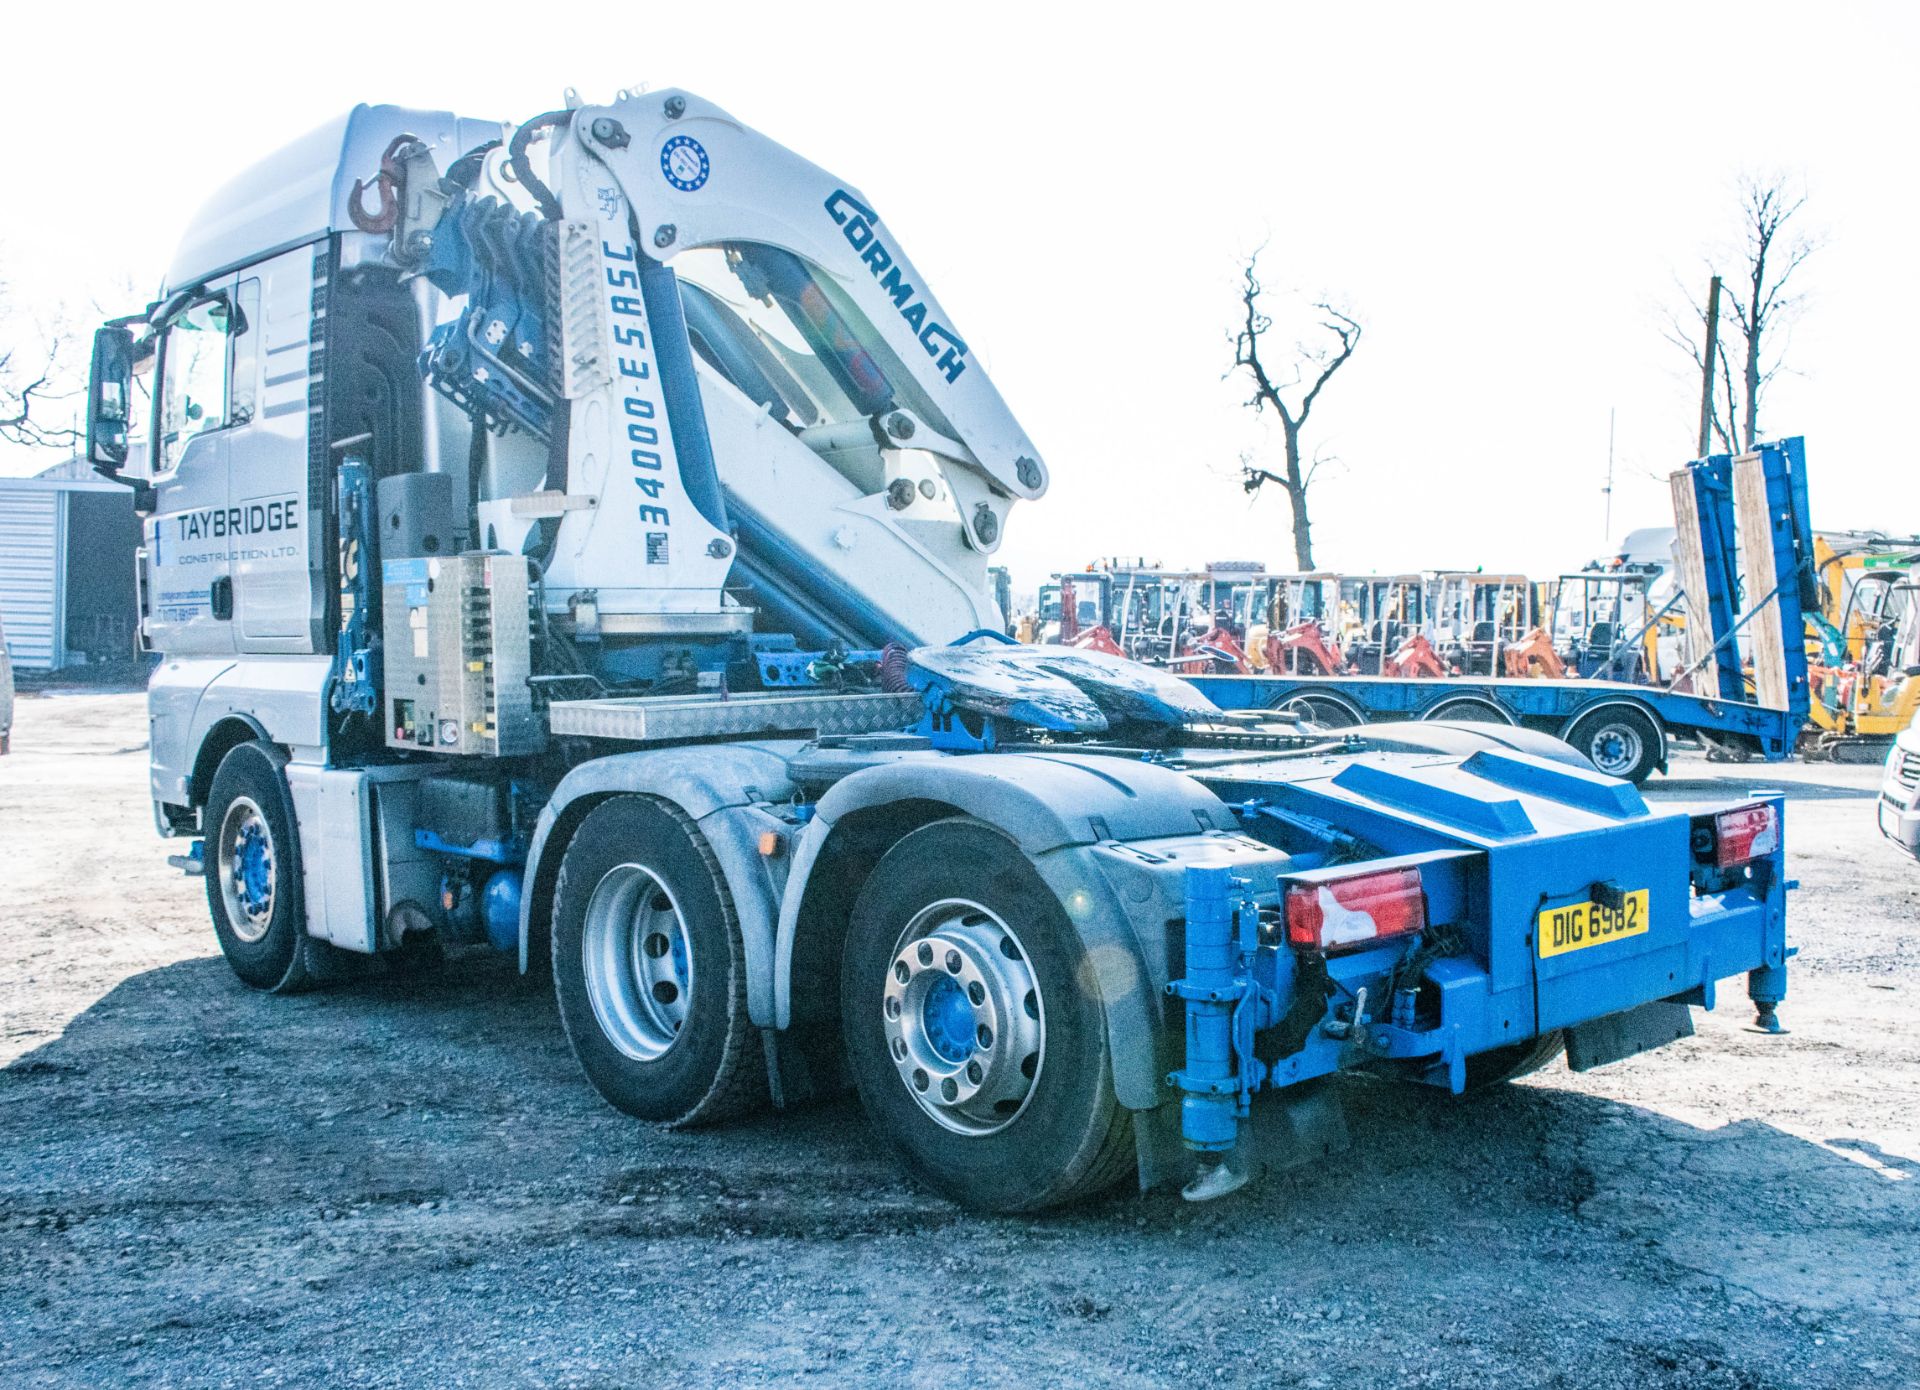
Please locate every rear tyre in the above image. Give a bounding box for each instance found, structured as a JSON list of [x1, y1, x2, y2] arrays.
[[841, 819, 1133, 1213], [1565, 706, 1662, 784], [1459, 1030, 1566, 1092], [203, 740, 311, 992], [551, 796, 765, 1126]]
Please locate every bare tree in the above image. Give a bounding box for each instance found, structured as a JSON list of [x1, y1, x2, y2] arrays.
[[1230, 250, 1361, 569], [0, 261, 83, 456], [0, 339, 82, 452], [1667, 175, 1820, 453]]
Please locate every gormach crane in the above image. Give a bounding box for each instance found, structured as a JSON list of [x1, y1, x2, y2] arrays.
[[83, 89, 1794, 1210]]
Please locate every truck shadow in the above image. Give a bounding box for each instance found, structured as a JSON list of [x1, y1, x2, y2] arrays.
[[3, 950, 1914, 1326]]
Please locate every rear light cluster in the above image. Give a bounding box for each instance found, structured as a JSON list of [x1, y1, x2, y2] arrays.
[[1284, 867, 1427, 954], [1709, 802, 1779, 869]]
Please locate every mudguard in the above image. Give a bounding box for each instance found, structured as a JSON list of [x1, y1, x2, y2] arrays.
[[517, 741, 804, 1027], [771, 751, 1256, 1110]]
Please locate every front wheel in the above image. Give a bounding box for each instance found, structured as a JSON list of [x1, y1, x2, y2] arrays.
[[841, 819, 1133, 1212], [203, 741, 312, 992]]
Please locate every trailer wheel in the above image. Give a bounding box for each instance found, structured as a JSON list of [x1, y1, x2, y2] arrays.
[[550, 796, 764, 1127], [841, 819, 1133, 1213], [1277, 693, 1360, 730], [1459, 1030, 1566, 1091], [1565, 706, 1662, 784], [1422, 697, 1513, 725], [203, 741, 311, 993]]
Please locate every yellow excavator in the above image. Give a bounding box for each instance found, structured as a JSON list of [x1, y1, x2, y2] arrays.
[[1804, 536, 1920, 758]]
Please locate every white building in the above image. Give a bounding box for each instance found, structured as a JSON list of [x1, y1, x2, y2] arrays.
[[0, 461, 140, 671]]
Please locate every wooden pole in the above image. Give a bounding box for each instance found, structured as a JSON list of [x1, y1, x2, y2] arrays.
[[1697, 275, 1722, 458]]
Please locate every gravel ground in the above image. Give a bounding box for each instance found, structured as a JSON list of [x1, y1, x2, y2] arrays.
[[1, 691, 1916, 1388]]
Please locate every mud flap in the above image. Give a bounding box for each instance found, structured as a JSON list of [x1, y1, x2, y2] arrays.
[[1565, 1000, 1693, 1072], [1134, 1083, 1351, 1193]]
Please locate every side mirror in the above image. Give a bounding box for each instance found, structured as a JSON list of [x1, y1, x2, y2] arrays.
[[86, 325, 135, 471]]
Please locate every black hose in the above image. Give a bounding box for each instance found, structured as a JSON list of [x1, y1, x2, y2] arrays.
[[507, 112, 571, 220], [445, 138, 502, 192]]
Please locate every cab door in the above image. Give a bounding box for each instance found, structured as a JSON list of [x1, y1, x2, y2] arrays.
[[228, 244, 322, 650], [143, 282, 239, 656]]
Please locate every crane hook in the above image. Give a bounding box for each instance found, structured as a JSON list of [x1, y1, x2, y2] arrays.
[[346, 135, 424, 234]]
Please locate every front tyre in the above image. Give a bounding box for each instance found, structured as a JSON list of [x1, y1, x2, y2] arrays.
[[841, 819, 1133, 1213], [551, 796, 764, 1127], [203, 740, 311, 992]]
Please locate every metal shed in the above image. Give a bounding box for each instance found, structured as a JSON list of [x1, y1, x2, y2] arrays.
[[0, 468, 140, 672]]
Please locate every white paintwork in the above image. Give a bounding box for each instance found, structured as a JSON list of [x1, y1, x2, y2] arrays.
[[578, 90, 1045, 552], [165, 106, 507, 295], [147, 654, 331, 808]]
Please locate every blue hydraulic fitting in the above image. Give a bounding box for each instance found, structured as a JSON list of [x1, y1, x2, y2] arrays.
[[1167, 865, 1244, 1153]]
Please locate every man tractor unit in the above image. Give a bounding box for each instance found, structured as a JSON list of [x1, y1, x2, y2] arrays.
[[85, 90, 1794, 1211]]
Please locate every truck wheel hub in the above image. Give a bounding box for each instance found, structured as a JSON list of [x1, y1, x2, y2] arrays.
[[882, 900, 1045, 1137], [217, 797, 276, 942], [1589, 725, 1642, 776], [583, 864, 693, 1061]]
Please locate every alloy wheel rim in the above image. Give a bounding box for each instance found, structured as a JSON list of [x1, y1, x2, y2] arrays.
[[216, 795, 275, 944], [582, 864, 694, 1061], [1589, 724, 1643, 777], [882, 899, 1046, 1137]]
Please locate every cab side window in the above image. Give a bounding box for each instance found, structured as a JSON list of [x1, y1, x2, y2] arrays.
[[156, 297, 232, 471]]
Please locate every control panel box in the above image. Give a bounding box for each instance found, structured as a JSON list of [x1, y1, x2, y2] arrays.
[[380, 552, 541, 756]]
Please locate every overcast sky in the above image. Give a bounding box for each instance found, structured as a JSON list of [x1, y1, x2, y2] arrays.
[[4, 1, 1914, 596]]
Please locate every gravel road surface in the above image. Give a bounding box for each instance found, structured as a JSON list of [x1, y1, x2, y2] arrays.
[[2, 692, 1915, 1388]]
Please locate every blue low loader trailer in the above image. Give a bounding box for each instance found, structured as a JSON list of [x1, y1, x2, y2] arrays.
[[1189, 439, 1817, 788], [905, 636, 1793, 1202]]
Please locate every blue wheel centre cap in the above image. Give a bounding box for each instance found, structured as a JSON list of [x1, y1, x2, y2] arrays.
[[921, 973, 975, 1064], [237, 823, 272, 913]]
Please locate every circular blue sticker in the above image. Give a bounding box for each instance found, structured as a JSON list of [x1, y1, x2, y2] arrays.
[[660, 135, 710, 192]]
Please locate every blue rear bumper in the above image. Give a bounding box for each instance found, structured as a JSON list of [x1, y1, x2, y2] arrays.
[[1168, 751, 1790, 1161]]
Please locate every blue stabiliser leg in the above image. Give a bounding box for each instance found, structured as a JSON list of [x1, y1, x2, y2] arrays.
[[1746, 789, 1793, 1034], [1747, 963, 1788, 1034], [1167, 866, 1267, 1200]]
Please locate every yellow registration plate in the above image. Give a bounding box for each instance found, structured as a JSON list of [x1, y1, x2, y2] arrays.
[[1537, 890, 1650, 958]]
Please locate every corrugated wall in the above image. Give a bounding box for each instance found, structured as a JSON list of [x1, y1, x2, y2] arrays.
[[0, 485, 63, 670]]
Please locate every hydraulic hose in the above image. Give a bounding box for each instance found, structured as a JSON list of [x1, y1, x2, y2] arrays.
[[507, 112, 571, 220]]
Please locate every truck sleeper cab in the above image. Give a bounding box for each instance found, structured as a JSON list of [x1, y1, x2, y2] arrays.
[[85, 92, 1795, 1212]]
